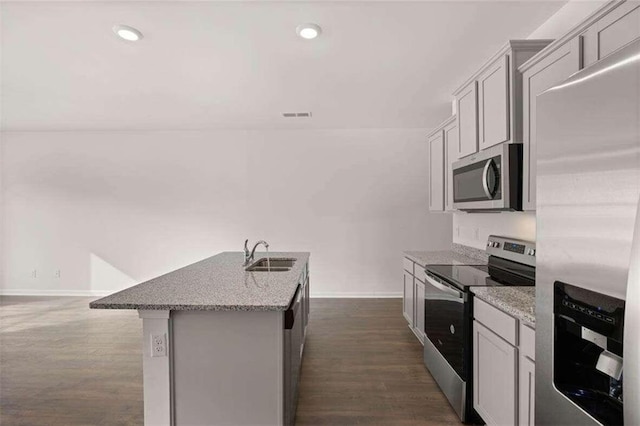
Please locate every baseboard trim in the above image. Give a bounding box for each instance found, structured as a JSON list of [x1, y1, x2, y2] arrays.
[[0, 289, 113, 297], [311, 292, 402, 298]]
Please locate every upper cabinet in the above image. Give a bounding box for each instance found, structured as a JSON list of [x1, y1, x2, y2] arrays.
[[520, 39, 582, 211], [428, 129, 445, 212], [516, 0, 638, 210], [477, 55, 509, 150], [452, 40, 553, 159], [428, 116, 457, 213], [443, 118, 458, 212], [455, 82, 478, 158], [581, 1, 640, 68]]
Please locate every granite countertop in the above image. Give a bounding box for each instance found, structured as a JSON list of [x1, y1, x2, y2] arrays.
[[89, 252, 310, 312], [404, 245, 488, 268], [471, 286, 535, 326]]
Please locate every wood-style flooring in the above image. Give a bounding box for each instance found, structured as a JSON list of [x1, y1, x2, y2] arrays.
[[0, 297, 461, 425]]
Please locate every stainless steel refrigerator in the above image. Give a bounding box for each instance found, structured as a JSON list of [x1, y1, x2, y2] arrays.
[[536, 39, 640, 425]]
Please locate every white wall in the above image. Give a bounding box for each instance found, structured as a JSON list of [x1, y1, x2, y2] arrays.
[[452, 0, 608, 250], [453, 212, 536, 250], [1, 129, 452, 297]]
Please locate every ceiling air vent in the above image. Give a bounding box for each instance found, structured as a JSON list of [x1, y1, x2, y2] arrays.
[[282, 112, 312, 118]]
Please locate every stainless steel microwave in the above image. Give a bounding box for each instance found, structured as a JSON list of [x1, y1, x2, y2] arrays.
[[452, 143, 522, 211]]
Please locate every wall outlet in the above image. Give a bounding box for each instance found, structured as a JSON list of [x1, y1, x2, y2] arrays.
[[32, 269, 37, 278], [55, 270, 61, 278], [474, 228, 480, 240], [151, 334, 167, 357]]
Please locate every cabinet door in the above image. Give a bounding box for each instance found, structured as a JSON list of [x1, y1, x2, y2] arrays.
[[456, 81, 479, 158], [478, 55, 510, 150], [522, 38, 581, 210], [518, 356, 535, 426], [403, 271, 414, 327], [582, 1, 640, 68], [428, 131, 445, 211], [414, 280, 425, 344], [473, 321, 517, 426], [443, 120, 458, 211]]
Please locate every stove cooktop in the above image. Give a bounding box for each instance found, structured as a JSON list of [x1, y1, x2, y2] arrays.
[[425, 262, 534, 292]]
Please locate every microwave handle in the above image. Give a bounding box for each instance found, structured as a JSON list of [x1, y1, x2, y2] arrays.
[[482, 159, 495, 199]]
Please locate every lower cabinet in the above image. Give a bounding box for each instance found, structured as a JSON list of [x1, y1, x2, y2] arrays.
[[473, 321, 518, 425], [402, 257, 426, 344], [518, 355, 536, 426], [283, 269, 309, 426], [403, 270, 415, 327], [473, 297, 536, 426], [414, 279, 426, 343]]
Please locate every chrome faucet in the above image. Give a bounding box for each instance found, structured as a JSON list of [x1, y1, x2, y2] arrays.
[[244, 239, 269, 266]]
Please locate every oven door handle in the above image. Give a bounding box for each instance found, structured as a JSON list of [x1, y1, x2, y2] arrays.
[[425, 274, 463, 298], [482, 158, 495, 199]]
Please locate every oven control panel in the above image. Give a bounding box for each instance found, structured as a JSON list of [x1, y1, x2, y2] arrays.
[[486, 235, 536, 266]]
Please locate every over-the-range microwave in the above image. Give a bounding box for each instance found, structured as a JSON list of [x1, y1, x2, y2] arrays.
[[452, 143, 522, 211]]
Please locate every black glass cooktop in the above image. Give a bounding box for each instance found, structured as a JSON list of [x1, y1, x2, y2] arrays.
[[425, 259, 535, 292]]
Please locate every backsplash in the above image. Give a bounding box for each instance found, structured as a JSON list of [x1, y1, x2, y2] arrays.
[[453, 211, 536, 250]]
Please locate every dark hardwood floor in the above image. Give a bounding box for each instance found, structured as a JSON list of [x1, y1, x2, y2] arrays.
[[0, 297, 461, 425]]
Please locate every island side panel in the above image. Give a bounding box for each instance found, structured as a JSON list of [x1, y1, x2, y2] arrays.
[[138, 310, 172, 426], [172, 310, 284, 425]]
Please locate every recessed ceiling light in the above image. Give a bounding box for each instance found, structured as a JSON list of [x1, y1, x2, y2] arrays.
[[296, 23, 321, 40], [113, 24, 143, 42]]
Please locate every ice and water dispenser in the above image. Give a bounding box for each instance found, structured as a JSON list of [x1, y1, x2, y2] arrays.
[[554, 281, 625, 425]]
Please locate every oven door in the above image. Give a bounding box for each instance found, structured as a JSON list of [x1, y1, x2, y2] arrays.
[[424, 272, 467, 380]]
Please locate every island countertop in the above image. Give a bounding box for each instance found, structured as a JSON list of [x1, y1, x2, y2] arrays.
[[89, 251, 310, 312]]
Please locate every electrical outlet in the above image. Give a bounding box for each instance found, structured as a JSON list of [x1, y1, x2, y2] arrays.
[[474, 228, 480, 240], [456, 226, 460, 237], [151, 334, 167, 357], [32, 269, 37, 278], [55, 270, 61, 278]]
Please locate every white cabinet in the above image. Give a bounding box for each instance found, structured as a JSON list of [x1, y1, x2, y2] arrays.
[[520, 38, 581, 210], [518, 355, 535, 426], [443, 118, 458, 211], [581, 0, 640, 68], [403, 270, 414, 327], [455, 81, 478, 158], [453, 40, 552, 160], [402, 257, 427, 344], [414, 279, 426, 343], [478, 55, 510, 150], [473, 297, 536, 426], [428, 130, 445, 211], [473, 321, 518, 426]]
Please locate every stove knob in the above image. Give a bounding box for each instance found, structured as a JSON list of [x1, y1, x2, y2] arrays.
[[494, 242, 500, 248], [528, 248, 536, 256], [487, 241, 492, 247]]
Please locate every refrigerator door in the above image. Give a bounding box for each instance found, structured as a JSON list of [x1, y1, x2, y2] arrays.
[[536, 39, 640, 425], [624, 196, 640, 426]]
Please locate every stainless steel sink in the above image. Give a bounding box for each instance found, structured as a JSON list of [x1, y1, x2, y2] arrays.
[[245, 258, 296, 272]]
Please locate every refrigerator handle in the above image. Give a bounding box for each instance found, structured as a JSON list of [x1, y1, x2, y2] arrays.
[[624, 196, 640, 426]]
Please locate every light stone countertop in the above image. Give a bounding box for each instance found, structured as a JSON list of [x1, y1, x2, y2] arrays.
[[471, 286, 536, 326], [403, 250, 487, 268], [89, 252, 310, 312]]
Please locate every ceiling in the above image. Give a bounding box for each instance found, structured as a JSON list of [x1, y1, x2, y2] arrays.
[[0, 1, 566, 131]]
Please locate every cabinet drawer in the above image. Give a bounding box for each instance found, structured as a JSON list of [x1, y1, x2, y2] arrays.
[[474, 297, 517, 345], [520, 323, 535, 361], [403, 258, 414, 274]]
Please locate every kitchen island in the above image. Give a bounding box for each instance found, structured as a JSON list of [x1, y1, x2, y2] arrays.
[[90, 251, 310, 426]]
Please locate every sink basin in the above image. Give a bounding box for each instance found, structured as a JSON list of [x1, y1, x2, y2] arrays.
[[245, 258, 296, 272]]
